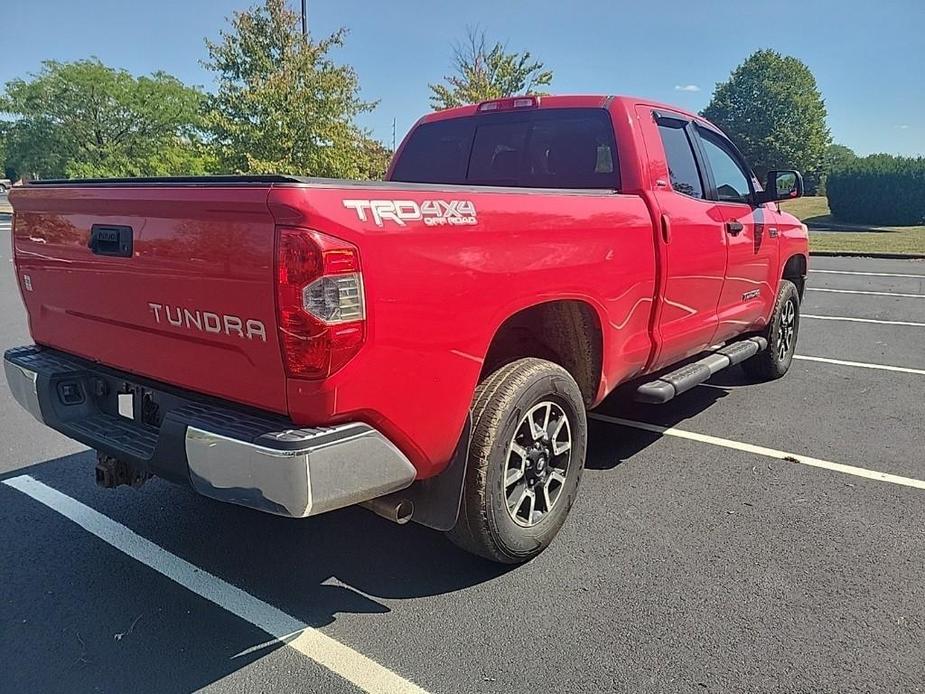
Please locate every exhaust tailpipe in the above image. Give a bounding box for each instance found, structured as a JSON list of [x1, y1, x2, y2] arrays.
[[361, 495, 414, 525]]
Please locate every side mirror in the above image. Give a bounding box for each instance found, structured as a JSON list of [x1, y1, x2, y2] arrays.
[[757, 170, 803, 204]]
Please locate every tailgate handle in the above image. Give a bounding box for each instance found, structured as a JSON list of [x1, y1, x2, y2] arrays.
[[89, 225, 133, 257]]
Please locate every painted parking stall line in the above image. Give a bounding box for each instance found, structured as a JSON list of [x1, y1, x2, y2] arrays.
[[811, 269, 925, 280], [807, 287, 923, 299], [793, 354, 925, 376], [589, 414, 925, 490], [2, 475, 431, 694], [803, 314, 925, 328]]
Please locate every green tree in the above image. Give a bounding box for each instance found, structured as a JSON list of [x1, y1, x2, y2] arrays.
[[0, 123, 8, 178], [815, 143, 857, 196], [702, 50, 830, 193], [825, 143, 857, 174], [355, 137, 393, 180], [429, 28, 553, 110], [0, 59, 213, 179], [203, 0, 385, 178]]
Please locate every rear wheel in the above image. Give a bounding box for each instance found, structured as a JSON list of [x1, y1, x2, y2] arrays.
[[743, 279, 800, 381], [447, 358, 586, 564]]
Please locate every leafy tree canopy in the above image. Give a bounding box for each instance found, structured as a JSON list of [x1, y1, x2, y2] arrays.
[[203, 0, 388, 179], [702, 49, 830, 191], [429, 28, 553, 110], [825, 143, 857, 173], [0, 122, 8, 178], [0, 59, 212, 179]]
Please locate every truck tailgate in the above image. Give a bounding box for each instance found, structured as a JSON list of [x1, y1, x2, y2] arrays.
[[10, 183, 288, 413]]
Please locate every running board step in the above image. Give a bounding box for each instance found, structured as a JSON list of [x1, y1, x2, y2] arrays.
[[635, 337, 768, 404]]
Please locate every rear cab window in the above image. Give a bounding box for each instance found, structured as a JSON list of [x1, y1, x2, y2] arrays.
[[390, 108, 620, 190]]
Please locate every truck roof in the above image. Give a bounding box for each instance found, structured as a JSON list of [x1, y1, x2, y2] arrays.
[[419, 94, 704, 125]]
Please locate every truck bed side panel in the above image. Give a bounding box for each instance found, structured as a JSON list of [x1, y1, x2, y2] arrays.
[[269, 184, 657, 476]]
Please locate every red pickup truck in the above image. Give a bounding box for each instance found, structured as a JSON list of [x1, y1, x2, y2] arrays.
[[5, 95, 808, 563]]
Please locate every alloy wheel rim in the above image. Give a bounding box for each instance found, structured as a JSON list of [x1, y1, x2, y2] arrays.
[[777, 299, 796, 361], [503, 401, 572, 527]]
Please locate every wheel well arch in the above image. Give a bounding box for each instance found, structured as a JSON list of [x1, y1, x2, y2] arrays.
[[782, 253, 808, 299], [481, 300, 604, 407]]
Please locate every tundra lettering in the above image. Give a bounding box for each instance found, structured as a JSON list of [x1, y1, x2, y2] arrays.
[[147, 302, 267, 342]]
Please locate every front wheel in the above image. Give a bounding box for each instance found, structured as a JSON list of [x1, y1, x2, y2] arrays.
[[447, 358, 587, 564], [743, 279, 801, 381]]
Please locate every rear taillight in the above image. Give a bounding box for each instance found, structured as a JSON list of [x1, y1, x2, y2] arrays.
[[276, 227, 366, 379]]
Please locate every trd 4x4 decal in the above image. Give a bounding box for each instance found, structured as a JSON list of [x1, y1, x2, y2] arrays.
[[342, 199, 477, 227]]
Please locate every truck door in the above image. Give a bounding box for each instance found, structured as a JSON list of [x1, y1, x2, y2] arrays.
[[639, 108, 728, 369], [692, 125, 778, 344]]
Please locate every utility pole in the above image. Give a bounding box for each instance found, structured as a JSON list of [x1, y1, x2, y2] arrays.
[[301, 0, 308, 40], [392, 118, 397, 151]]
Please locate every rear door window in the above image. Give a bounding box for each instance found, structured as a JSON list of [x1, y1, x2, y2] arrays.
[[656, 121, 704, 199], [391, 108, 619, 189]]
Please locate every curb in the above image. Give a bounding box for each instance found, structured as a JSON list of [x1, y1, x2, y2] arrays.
[[806, 222, 886, 233], [810, 250, 925, 260], [805, 220, 923, 233]]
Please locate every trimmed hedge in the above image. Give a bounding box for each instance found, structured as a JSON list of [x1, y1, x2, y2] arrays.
[[827, 154, 925, 226]]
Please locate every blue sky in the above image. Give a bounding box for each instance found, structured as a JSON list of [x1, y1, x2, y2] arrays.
[[4, 0, 923, 156]]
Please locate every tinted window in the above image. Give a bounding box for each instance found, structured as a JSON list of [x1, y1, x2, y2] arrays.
[[656, 123, 704, 199], [391, 108, 619, 189], [697, 128, 752, 204], [390, 118, 474, 184]]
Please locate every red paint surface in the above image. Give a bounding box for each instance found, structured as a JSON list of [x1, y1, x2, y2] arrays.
[[10, 95, 808, 478]]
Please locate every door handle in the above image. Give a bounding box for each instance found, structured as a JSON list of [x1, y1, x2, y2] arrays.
[[660, 214, 671, 244], [725, 220, 744, 236]]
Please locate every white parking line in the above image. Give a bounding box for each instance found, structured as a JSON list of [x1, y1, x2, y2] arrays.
[[2, 475, 430, 694], [808, 287, 923, 299], [811, 269, 925, 279], [588, 414, 925, 490], [803, 314, 925, 328], [793, 354, 925, 375]]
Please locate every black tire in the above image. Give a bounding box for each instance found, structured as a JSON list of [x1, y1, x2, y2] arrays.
[[447, 358, 587, 564], [742, 279, 800, 381]]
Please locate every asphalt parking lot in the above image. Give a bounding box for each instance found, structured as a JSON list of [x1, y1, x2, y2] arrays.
[[1, 211, 923, 693]]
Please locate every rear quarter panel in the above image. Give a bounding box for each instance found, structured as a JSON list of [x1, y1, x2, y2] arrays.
[[270, 184, 656, 476]]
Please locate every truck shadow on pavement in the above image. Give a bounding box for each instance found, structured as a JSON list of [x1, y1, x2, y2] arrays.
[[585, 368, 739, 470]]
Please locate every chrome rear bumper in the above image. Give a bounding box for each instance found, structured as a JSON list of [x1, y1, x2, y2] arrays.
[[184, 424, 416, 517], [4, 345, 416, 518]]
